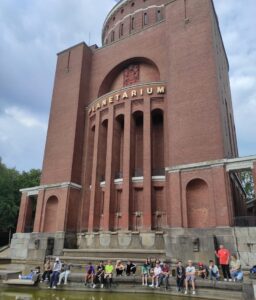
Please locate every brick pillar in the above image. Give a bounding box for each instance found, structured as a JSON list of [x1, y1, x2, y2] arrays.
[[120, 101, 131, 230], [16, 193, 29, 232], [88, 112, 100, 231], [33, 189, 45, 232], [102, 106, 114, 231], [143, 97, 152, 230], [166, 171, 183, 227]]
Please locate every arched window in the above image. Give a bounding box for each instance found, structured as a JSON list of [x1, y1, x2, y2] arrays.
[[111, 31, 115, 42], [143, 13, 148, 26]]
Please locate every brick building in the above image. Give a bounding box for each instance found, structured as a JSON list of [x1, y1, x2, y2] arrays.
[[11, 0, 256, 263]]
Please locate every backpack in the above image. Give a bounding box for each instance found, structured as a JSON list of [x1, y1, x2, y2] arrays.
[[250, 265, 256, 274]]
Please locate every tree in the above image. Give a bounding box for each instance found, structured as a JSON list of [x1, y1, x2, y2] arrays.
[[0, 158, 41, 232], [240, 170, 255, 201]]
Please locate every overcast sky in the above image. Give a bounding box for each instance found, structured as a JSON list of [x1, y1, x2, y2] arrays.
[[0, 0, 255, 171]]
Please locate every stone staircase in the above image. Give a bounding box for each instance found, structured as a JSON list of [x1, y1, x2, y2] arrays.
[[59, 248, 167, 265]]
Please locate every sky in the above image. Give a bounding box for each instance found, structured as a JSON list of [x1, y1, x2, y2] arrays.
[[0, 0, 255, 172]]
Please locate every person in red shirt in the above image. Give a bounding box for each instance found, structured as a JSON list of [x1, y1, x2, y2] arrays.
[[215, 245, 232, 281]]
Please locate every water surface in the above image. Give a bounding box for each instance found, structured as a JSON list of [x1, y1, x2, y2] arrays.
[[0, 288, 206, 300]]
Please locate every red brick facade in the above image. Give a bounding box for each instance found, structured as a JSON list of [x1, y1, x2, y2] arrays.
[[17, 0, 241, 235]]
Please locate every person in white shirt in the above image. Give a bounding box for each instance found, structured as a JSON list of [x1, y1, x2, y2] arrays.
[[185, 260, 196, 295], [150, 263, 162, 288]]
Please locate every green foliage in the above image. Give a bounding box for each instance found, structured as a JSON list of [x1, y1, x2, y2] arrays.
[[240, 170, 255, 200], [0, 158, 41, 232]]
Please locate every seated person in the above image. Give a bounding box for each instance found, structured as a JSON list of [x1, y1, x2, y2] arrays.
[[176, 261, 185, 292], [49, 257, 62, 288], [19, 266, 40, 280], [115, 260, 125, 276], [208, 260, 220, 280], [158, 262, 170, 289], [104, 260, 114, 288], [85, 262, 95, 286], [150, 262, 162, 288], [141, 259, 150, 286], [41, 259, 52, 282], [57, 262, 72, 285], [93, 261, 105, 288], [126, 261, 136, 276], [230, 255, 243, 282], [197, 262, 208, 279], [185, 260, 196, 295]]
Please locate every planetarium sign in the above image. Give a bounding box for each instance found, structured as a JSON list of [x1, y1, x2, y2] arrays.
[[88, 84, 166, 115]]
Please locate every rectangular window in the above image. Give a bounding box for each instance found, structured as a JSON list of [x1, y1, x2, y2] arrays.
[[156, 9, 162, 22], [131, 17, 135, 30], [120, 23, 124, 37], [111, 30, 115, 42]]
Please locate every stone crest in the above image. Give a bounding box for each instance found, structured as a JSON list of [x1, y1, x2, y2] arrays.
[[123, 64, 140, 86]]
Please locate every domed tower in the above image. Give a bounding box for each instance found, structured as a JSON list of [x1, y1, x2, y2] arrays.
[[14, 0, 241, 262]]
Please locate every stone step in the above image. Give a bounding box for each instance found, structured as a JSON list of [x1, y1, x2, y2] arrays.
[[60, 248, 167, 266]]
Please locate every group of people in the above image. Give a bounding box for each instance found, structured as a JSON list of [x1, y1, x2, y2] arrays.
[[40, 257, 72, 289], [84, 260, 137, 288], [19, 244, 244, 294]]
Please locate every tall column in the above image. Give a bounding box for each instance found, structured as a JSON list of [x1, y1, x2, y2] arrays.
[[16, 193, 29, 232], [33, 189, 45, 232], [88, 112, 100, 231], [102, 106, 114, 231], [166, 171, 183, 227], [143, 97, 152, 230], [120, 101, 131, 230]]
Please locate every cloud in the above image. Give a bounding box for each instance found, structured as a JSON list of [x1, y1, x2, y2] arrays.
[[0, 0, 116, 171], [0, 0, 255, 171], [214, 0, 256, 156]]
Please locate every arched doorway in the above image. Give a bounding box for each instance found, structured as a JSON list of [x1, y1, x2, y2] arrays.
[[43, 196, 58, 233], [186, 179, 209, 228]]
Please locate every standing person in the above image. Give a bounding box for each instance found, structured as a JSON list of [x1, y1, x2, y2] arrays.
[[176, 261, 185, 292], [230, 254, 243, 282], [93, 261, 105, 288], [104, 260, 114, 288], [41, 259, 52, 282], [215, 244, 232, 281], [126, 261, 136, 276], [184, 260, 196, 295], [141, 259, 150, 286], [57, 262, 72, 285], [49, 257, 62, 289], [149, 262, 162, 288], [85, 262, 95, 286]]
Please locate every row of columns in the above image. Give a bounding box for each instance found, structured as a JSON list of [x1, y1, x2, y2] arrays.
[[87, 97, 152, 232]]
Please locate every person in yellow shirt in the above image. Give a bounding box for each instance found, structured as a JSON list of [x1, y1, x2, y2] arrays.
[[104, 260, 113, 288]]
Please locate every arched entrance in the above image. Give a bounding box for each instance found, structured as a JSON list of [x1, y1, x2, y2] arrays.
[[186, 179, 209, 228]]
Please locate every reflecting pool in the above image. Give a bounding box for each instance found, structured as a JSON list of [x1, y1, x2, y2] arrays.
[[0, 288, 206, 300]]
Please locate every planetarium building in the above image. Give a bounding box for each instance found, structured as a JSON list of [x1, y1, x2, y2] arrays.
[[12, 0, 256, 264]]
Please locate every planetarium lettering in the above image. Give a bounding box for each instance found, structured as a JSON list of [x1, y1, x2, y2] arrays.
[[88, 85, 165, 115]]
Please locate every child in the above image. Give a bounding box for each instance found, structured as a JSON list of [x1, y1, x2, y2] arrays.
[[184, 260, 196, 295], [141, 259, 150, 286], [126, 261, 136, 276], [176, 261, 185, 292], [150, 262, 162, 288], [230, 255, 243, 282], [209, 260, 220, 280], [104, 260, 114, 288], [85, 262, 95, 286], [198, 262, 208, 279]]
